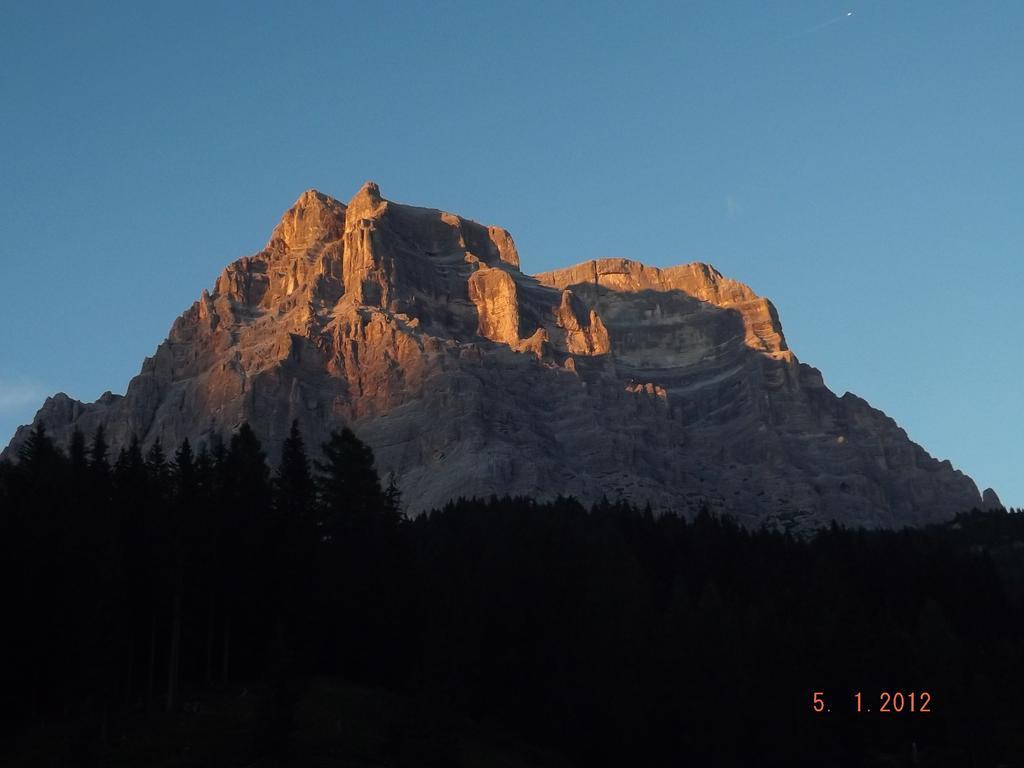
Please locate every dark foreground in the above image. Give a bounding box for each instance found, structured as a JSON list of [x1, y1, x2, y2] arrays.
[[2, 423, 1023, 766]]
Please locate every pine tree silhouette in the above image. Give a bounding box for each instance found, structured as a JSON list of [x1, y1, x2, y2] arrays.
[[2, 421, 1024, 764]]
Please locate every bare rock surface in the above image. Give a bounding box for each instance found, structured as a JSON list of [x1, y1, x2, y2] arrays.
[[4, 184, 997, 528]]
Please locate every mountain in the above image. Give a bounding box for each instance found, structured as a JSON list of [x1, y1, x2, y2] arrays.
[[3, 183, 998, 528]]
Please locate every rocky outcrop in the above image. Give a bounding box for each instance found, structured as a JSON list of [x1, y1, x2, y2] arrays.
[[3, 184, 999, 529]]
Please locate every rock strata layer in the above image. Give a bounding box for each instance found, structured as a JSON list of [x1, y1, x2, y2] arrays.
[[4, 184, 998, 529]]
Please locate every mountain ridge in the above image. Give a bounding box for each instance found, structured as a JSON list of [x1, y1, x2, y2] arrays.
[[3, 183, 999, 529]]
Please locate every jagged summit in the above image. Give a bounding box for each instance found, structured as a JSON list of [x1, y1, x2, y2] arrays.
[[345, 180, 386, 221], [353, 180, 382, 202], [3, 183, 997, 529], [268, 188, 346, 251]]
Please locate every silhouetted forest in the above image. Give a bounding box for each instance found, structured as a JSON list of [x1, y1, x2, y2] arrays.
[[1, 423, 1023, 767]]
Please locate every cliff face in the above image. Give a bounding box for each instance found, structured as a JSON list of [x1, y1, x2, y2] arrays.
[[3, 183, 996, 528]]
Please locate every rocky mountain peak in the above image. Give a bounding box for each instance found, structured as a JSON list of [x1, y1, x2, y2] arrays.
[[3, 183, 997, 530], [345, 181, 387, 225], [268, 188, 346, 252]]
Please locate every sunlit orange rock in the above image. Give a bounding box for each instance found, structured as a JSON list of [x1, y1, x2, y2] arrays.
[[3, 183, 999, 529]]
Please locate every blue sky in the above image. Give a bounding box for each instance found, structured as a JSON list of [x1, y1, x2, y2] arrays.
[[1, 1, 1020, 505]]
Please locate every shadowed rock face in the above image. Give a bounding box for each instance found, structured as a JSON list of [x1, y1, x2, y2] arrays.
[[4, 184, 998, 529]]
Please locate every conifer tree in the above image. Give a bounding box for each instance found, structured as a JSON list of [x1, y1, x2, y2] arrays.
[[18, 422, 59, 469], [172, 438, 196, 499], [275, 420, 313, 522], [270, 422, 321, 672], [383, 471, 403, 523], [145, 438, 169, 488], [68, 428, 87, 473], [89, 425, 110, 473], [315, 427, 385, 536]]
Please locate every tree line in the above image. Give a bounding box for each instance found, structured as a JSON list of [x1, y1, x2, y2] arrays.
[[1, 422, 1022, 766]]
